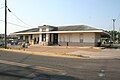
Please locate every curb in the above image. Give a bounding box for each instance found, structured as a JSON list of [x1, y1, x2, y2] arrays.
[[0, 48, 89, 58], [30, 45, 102, 49]]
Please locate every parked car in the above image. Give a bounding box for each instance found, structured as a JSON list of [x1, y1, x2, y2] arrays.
[[22, 42, 30, 48], [10, 40, 19, 45], [0, 42, 4, 46]]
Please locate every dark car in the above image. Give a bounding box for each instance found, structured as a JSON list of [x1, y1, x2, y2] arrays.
[[22, 42, 30, 48], [0, 42, 5, 46], [10, 41, 19, 45]]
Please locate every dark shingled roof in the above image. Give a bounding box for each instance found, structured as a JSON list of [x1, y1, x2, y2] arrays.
[[15, 25, 100, 33], [58, 25, 99, 31], [15, 28, 39, 33]]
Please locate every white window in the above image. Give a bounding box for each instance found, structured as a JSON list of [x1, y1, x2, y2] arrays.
[[42, 28, 46, 32]]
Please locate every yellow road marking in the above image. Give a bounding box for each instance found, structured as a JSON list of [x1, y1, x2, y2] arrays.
[[0, 48, 81, 58]]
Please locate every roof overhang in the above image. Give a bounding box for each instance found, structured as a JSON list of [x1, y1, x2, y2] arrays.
[[100, 31, 110, 38], [14, 30, 110, 38], [15, 30, 104, 35]]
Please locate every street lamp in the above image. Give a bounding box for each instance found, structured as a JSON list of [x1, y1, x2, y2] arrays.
[[112, 19, 116, 43]]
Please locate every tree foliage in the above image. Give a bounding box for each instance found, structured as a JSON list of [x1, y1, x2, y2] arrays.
[[107, 30, 120, 41]]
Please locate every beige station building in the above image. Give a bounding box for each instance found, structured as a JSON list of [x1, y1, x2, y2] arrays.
[[14, 25, 110, 46]]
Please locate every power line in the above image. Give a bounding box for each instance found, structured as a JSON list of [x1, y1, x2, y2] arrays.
[[116, 13, 120, 20], [0, 20, 30, 28], [8, 22, 30, 28], [0, 6, 4, 9], [0, 4, 4, 5], [7, 7, 33, 27]]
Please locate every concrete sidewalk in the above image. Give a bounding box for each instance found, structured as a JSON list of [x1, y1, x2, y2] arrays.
[[24, 46, 120, 59], [67, 49, 120, 59], [25, 46, 101, 53]]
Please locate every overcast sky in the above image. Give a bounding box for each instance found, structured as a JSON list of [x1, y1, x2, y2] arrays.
[[0, 0, 120, 34]]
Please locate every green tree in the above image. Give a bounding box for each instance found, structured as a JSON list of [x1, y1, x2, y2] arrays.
[[107, 30, 120, 42]]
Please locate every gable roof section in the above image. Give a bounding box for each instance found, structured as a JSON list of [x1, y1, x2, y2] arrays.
[[15, 28, 39, 33], [38, 25, 56, 28], [58, 25, 99, 31]]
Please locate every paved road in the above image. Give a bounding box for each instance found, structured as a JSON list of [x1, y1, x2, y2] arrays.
[[0, 50, 120, 80]]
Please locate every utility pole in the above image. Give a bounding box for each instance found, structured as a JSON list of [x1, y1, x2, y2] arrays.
[[116, 28, 120, 43], [112, 19, 116, 43], [5, 0, 7, 49]]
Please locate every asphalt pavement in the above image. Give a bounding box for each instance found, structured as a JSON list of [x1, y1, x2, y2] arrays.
[[0, 50, 120, 80]]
